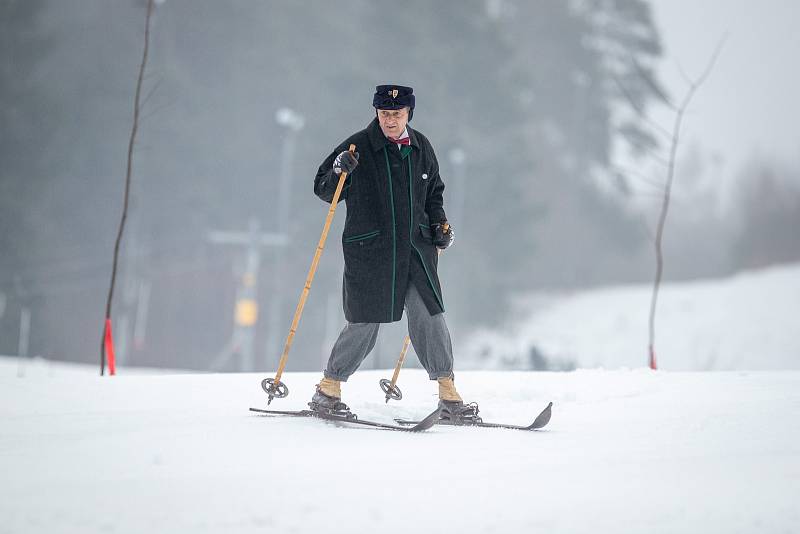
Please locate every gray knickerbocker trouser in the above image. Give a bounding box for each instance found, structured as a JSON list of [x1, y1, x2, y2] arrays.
[[324, 282, 454, 381]]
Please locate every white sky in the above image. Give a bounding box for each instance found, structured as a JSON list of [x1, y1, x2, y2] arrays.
[[649, 0, 800, 179]]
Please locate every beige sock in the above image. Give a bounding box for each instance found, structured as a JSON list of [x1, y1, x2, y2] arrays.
[[437, 377, 463, 402], [318, 376, 341, 398]]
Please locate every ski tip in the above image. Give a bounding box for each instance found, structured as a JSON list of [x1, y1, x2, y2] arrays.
[[529, 401, 553, 430], [410, 408, 441, 432]]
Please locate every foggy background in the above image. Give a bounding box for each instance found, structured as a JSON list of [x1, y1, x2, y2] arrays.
[[2, 0, 798, 373]]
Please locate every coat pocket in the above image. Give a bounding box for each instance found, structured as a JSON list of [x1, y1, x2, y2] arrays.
[[418, 223, 433, 242], [343, 229, 381, 244]]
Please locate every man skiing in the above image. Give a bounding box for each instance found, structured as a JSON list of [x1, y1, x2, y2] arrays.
[[310, 84, 478, 422]]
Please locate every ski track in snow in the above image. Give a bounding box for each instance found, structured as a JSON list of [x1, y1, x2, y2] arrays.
[[2, 362, 799, 534]]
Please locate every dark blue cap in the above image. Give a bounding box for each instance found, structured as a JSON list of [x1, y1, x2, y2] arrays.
[[373, 85, 415, 120]]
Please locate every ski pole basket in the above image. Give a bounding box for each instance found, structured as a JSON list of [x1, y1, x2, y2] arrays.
[[379, 378, 402, 402]]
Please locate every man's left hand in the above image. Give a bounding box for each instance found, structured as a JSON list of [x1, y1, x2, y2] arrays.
[[432, 222, 454, 250]]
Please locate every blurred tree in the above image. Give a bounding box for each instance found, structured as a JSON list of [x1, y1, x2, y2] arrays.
[[409, 0, 666, 329], [1, 0, 50, 271], [0, 0, 56, 354], [732, 161, 800, 269]]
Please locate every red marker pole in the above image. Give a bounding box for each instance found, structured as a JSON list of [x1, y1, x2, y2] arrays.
[[104, 319, 117, 376]]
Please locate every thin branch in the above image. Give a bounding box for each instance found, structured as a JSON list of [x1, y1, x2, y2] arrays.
[[139, 98, 175, 124], [101, 0, 154, 375], [675, 60, 693, 88], [694, 34, 728, 89], [139, 76, 163, 110]]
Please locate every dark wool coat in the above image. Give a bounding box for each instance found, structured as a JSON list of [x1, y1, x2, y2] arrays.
[[314, 118, 447, 323]]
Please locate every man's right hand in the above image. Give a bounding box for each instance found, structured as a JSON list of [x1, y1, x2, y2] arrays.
[[432, 222, 455, 250], [333, 150, 359, 175]]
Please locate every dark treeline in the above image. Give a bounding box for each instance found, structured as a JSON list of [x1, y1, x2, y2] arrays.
[[2, 0, 792, 371]]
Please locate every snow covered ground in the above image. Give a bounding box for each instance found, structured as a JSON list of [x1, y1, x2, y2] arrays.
[[2, 359, 799, 534], [463, 263, 800, 371]]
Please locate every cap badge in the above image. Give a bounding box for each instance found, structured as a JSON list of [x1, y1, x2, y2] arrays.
[[390, 89, 399, 98]]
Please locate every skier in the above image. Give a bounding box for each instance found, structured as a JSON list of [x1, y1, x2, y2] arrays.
[[310, 84, 478, 422]]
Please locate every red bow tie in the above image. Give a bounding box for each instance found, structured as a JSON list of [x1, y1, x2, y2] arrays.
[[389, 137, 410, 145]]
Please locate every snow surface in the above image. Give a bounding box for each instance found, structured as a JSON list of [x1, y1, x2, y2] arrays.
[[463, 263, 800, 371], [2, 359, 799, 534]]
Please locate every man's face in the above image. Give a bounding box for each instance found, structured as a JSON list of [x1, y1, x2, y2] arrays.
[[377, 107, 410, 139]]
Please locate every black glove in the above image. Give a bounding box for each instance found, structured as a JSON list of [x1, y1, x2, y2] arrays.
[[431, 222, 454, 250], [333, 150, 359, 175]]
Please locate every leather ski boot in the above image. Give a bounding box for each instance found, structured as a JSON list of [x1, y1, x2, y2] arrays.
[[437, 375, 481, 424], [309, 377, 352, 416]]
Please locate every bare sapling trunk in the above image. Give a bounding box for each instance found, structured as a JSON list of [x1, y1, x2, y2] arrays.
[[101, 0, 155, 375], [647, 41, 725, 369]]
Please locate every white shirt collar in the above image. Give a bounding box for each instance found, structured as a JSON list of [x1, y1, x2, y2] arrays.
[[396, 127, 409, 143]]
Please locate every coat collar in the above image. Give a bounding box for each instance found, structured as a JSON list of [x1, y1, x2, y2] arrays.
[[366, 117, 420, 152]]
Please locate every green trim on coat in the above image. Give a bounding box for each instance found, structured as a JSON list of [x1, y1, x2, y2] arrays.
[[406, 155, 445, 311], [343, 230, 380, 243], [383, 147, 398, 322]]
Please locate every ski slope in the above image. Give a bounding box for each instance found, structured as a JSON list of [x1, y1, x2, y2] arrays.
[[2, 361, 798, 534], [463, 263, 800, 371]]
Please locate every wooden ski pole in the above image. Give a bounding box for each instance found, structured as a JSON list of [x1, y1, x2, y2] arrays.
[[380, 247, 444, 403], [263, 144, 356, 404]]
